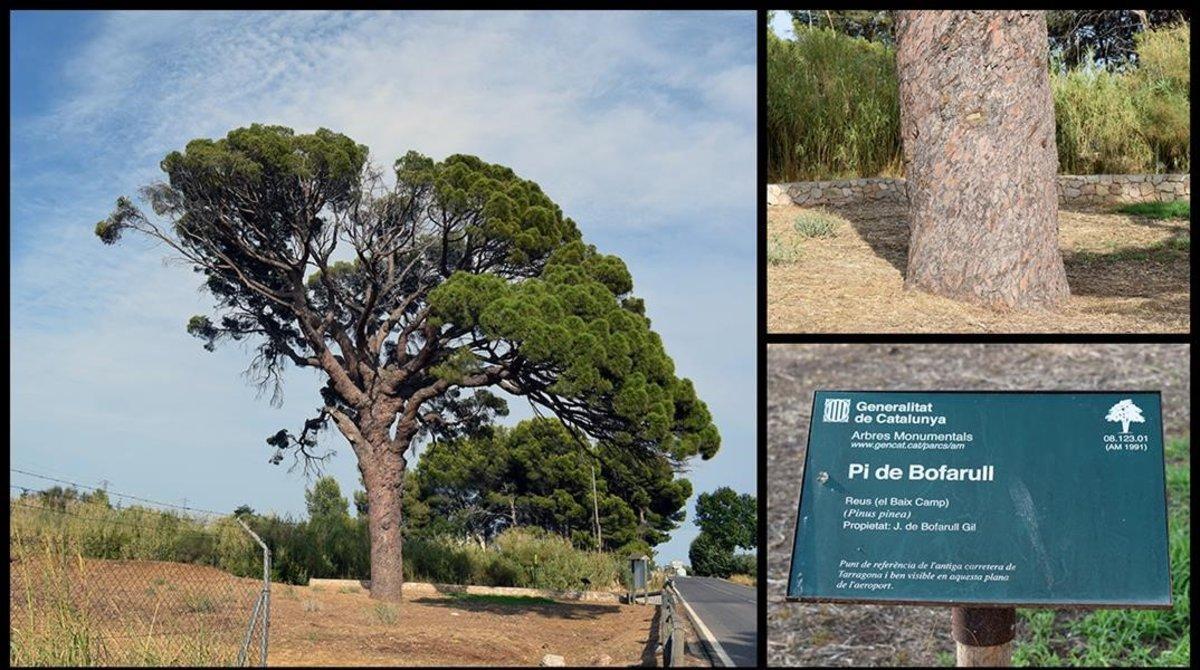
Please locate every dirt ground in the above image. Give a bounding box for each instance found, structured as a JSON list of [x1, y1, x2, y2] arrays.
[[8, 554, 683, 667], [766, 343, 1191, 666], [767, 203, 1190, 333], [269, 582, 667, 667]]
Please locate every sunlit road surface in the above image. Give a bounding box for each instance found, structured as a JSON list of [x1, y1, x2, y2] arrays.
[[673, 576, 757, 667]]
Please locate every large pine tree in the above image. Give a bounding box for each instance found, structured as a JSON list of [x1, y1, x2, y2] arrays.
[[97, 125, 720, 600]]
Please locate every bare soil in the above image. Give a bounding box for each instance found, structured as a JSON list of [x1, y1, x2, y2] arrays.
[[9, 556, 669, 666], [766, 343, 1190, 666], [767, 203, 1190, 333], [270, 582, 663, 667]]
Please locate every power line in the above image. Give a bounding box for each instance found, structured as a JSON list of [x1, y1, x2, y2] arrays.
[[10, 467, 228, 518]]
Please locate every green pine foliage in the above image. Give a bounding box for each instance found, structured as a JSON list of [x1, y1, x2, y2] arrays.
[[405, 417, 691, 555]]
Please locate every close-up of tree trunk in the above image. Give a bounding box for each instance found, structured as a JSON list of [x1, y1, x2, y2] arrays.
[[896, 10, 1070, 309]]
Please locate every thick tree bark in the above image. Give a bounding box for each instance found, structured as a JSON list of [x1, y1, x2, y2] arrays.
[[362, 455, 406, 601], [896, 10, 1070, 309]]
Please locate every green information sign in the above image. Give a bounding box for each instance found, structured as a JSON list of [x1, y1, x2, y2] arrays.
[[788, 391, 1171, 608]]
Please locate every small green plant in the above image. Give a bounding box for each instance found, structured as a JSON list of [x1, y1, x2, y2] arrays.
[[373, 602, 398, 624], [1116, 201, 1190, 219], [768, 235, 801, 266], [793, 211, 841, 238], [338, 585, 360, 594]]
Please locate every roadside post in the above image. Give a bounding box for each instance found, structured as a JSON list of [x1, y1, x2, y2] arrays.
[[630, 555, 650, 605], [787, 391, 1172, 667]]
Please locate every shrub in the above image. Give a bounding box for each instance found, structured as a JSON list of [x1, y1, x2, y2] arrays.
[[793, 210, 841, 238], [767, 235, 801, 266]]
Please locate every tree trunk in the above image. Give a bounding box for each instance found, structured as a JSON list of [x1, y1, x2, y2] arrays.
[[361, 454, 406, 602], [896, 10, 1069, 309]]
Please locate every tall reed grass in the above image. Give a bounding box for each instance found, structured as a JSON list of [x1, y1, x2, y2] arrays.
[[767, 26, 901, 182], [768, 23, 1190, 182]]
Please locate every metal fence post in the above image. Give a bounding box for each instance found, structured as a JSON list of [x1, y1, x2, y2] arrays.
[[237, 518, 271, 667]]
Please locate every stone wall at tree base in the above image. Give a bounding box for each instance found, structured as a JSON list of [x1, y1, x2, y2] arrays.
[[767, 174, 1190, 208]]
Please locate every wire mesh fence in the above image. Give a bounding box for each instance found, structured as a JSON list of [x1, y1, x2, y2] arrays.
[[8, 484, 270, 667]]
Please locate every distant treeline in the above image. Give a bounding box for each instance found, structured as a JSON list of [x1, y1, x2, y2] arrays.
[[767, 21, 1190, 182]]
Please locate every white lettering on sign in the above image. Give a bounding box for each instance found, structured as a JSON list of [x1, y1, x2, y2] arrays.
[[847, 463, 995, 482]]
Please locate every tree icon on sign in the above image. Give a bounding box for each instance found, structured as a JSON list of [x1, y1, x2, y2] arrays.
[[1105, 399, 1145, 434]]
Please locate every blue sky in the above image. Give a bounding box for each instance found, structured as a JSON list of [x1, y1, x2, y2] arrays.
[[9, 10, 756, 565], [770, 10, 796, 40]]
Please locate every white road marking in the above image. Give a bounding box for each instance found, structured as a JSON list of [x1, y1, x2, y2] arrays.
[[674, 583, 737, 667]]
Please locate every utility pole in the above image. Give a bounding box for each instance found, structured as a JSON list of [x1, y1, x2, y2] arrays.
[[590, 453, 602, 551]]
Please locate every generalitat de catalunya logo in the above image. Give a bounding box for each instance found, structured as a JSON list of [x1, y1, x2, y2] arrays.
[[823, 398, 851, 423], [1105, 398, 1146, 434]]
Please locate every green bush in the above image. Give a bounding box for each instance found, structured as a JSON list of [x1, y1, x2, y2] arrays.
[[793, 211, 841, 238], [767, 235, 801, 266], [402, 528, 624, 590]]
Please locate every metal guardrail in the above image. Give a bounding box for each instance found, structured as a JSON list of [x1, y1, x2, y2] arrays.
[[659, 578, 686, 667]]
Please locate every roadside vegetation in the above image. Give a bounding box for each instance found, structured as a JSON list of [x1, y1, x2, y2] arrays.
[[687, 487, 757, 583], [10, 482, 631, 592]]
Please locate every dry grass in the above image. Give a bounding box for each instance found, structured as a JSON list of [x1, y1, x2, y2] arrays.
[[767, 203, 1190, 333], [9, 552, 662, 667], [9, 552, 261, 666], [727, 574, 757, 588], [269, 580, 661, 666]]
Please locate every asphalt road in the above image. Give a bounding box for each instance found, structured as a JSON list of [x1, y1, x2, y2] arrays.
[[672, 576, 758, 667]]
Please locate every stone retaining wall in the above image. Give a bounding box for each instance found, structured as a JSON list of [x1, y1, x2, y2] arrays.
[[307, 577, 622, 603], [767, 174, 1190, 208]]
